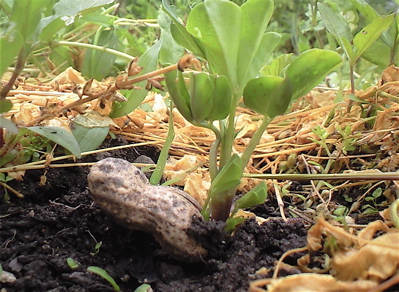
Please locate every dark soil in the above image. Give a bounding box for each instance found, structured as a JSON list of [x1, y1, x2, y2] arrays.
[[0, 137, 314, 291]]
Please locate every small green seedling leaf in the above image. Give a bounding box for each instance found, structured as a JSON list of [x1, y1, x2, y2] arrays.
[[66, 257, 79, 269], [224, 216, 247, 233], [27, 126, 81, 158], [209, 154, 243, 195], [234, 181, 268, 210], [87, 266, 120, 291], [134, 284, 152, 292], [110, 40, 162, 118]]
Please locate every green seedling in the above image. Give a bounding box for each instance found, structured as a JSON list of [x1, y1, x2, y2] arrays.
[[362, 187, 388, 215], [134, 284, 152, 292], [318, 1, 395, 93], [87, 266, 120, 291], [164, 0, 342, 221], [66, 257, 79, 269]]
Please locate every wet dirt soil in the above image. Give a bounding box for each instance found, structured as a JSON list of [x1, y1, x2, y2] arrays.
[[0, 140, 308, 292]]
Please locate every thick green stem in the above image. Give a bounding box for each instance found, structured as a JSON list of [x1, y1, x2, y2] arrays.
[[219, 91, 242, 168]]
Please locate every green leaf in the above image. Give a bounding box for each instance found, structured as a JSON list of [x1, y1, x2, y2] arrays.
[[243, 76, 293, 117], [186, 0, 241, 85], [0, 0, 50, 76], [260, 54, 294, 77], [224, 216, 247, 233], [82, 29, 119, 80], [87, 266, 120, 291], [66, 258, 79, 269], [71, 124, 109, 153], [165, 70, 193, 122], [0, 100, 13, 113], [110, 40, 162, 118], [189, 72, 214, 122], [285, 49, 342, 99], [38, 0, 114, 40], [209, 154, 242, 195], [318, 3, 353, 41], [353, 14, 395, 60], [209, 75, 232, 121], [162, 0, 206, 58], [237, 0, 276, 86], [134, 284, 152, 292], [27, 126, 81, 158], [350, 0, 379, 22], [361, 41, 391, 68], [158, 10, 185, 65], [234, 181, 268, 210]]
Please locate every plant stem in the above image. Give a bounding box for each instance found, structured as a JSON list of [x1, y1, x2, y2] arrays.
[[243, 172, 399, 181], [240, 116, 272, 171], [0, 48, 27, 99], [219, 91, 242, 168], [53, 41, 135, 61]]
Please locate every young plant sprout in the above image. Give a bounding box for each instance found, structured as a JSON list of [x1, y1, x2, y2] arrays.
[[163, 0, 342, 221]]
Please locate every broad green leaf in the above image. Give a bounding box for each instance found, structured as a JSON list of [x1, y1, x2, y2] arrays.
[[28, 126, 81, 158], [186, 0, 241, 85], [71, 113, 114, 152], [243, 32, 281, 85], [209, 75, 232, 121], [237, 0, 275, 87], [82, 29, 118, 80], [110, 40, 162, 118], [189, 72, 214, 122], [243, 76, 293, 117], [353, 14, 395, 60], [285, 49, 342, 99], [71, 124, 109, 153], [234, 181, 268, 210], [318, 3, 353, 41]]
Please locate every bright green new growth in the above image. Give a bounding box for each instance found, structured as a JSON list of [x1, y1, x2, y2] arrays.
[[164, 0, 342, 222]]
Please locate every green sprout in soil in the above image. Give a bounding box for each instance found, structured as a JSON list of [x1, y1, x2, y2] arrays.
[[87, 266, 120, 292]]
